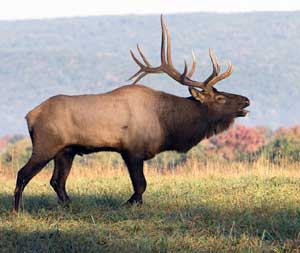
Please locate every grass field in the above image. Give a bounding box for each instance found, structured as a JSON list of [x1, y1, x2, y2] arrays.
[[1, 159, 300, 252]]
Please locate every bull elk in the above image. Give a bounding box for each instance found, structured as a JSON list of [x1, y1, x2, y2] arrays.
[[13, 15, 250, 212]]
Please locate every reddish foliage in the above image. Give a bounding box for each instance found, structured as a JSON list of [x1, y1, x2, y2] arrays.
[[0, 135, 11, 152], [204, 124, 268, 160], [273, 125, 300, 141]]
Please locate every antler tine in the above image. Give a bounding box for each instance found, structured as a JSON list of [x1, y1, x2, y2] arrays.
[[127, 50, 144, 81], [207, 62, 234, 87], [131, 72, 149, 85], [127, 50, 150, 81], [187, 50, 196, 78], [137, 44, 151, 67], [161, 16, 173, 65], [210, 49, 220, 74], [160, 14, 167, 65], [204, 49, 220, 84], [182, 60, 188, 79], [159, 16, 206, 89], [161, 15, 195, 81], [128, 46, 163, 83], [129, 49, 144, 68], [127, 68, 143, 81], [160, 16, 207, 89]]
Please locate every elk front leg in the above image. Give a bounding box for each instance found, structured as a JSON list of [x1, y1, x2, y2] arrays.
[[122, 154, 146, 205]]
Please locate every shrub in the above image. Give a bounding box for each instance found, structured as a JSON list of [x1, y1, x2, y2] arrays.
[[1, 137, 32, 171], [204, 125, 269, 160], [254, 126, 300, 163]]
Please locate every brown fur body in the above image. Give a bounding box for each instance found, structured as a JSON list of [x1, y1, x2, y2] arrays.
[[27, 84, 234, 160], [13, 84, 246, 211]]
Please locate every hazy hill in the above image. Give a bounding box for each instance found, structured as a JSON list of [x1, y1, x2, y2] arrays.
[[0, 12, 299, 135]]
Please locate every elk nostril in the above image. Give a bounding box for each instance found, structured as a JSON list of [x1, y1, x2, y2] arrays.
[[244, 98, 250, 106]]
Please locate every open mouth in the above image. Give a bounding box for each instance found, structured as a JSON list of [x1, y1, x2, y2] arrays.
[[237, 106, 250, 117]]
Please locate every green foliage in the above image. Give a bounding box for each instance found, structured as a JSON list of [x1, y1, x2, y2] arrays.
[[186, 145, 207, 161], [256, 131, 300, 163], [254, 126, 300, 163], [76, 152, 123, 168], [147, 152, 188, 171], [266, 138, 300, 162], [1, 138, 32, 170]]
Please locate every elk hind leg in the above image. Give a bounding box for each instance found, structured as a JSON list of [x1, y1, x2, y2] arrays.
[[13, 155, 50, 212], [50, 148, 75, 203]]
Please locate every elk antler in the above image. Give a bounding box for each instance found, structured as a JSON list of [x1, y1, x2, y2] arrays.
[[204, 49, 234, 88], [128, 15, 233, 92]]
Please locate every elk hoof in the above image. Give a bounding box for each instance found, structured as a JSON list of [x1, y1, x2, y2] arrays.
[[11, 208, 19, 216], [58, 198, 71, 207], [121, 195, 143, 207], [121, 201, 132, 208]]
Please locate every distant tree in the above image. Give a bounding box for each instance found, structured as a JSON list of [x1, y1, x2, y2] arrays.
[[257, 125, 300, 163], [204, 125, 269, 160]]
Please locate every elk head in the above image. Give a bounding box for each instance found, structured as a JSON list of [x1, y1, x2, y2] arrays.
[[129, 15, 250, 121]]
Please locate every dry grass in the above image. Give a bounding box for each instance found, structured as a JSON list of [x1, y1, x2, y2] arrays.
[[1, 157, 300, 252]]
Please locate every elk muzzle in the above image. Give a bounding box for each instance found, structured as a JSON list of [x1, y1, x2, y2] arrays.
[[237, 97, 250, 117]]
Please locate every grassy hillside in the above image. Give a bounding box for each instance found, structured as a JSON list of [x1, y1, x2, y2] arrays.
[[0, 12, 299, 135]]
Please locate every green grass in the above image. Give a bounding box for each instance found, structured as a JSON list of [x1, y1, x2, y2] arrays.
[[1, 162, 300, 252]]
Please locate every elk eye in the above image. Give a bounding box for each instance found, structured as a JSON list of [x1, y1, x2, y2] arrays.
[[216, 95, 226, 104]]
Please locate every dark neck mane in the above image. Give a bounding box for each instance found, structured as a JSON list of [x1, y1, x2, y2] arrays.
[[160, 96, 236, 153], [204, 116, 235, 139], [187, 96, 235, 139]]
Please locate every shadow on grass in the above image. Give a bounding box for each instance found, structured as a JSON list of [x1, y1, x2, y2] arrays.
[[0, 192, 124, 215], [0, 228, 155, 253], [0, 192, 170, 252], [1, 191, 300, 250]]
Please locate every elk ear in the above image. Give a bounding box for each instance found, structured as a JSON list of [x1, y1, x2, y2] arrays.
[[188, 87, 206, 103]]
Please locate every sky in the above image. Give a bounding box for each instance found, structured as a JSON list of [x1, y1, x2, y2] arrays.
[[1, 0, 300, 20]]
